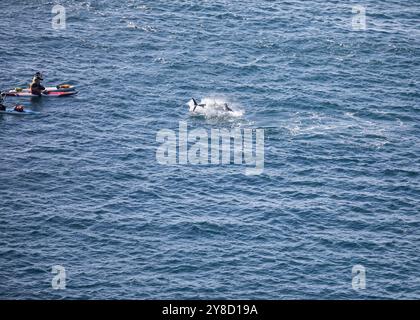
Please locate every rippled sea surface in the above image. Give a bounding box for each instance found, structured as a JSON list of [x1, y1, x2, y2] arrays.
[[0, 0, 419, 299]]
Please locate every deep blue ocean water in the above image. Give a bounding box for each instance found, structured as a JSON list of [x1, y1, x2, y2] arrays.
[[0, 0, 419, 299]]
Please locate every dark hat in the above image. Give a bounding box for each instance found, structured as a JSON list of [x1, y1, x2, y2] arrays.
[[34, 72, 43, 80]]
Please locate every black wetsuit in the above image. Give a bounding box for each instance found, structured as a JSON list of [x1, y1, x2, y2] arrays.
[[30, 81, 45, 96], [0, 96, 6, 111]]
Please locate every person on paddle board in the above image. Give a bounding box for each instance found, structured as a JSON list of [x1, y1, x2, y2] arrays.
[[29, 72, 46, 96], [14, 105, 25, 112], [0, 93, 6, 111]]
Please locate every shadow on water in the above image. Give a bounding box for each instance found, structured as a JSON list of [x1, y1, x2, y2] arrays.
[[28, 96, 44, 111]]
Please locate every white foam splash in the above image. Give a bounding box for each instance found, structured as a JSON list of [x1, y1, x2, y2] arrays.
[[127, 21, 138, 29], [187, 97, 244, 119]]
